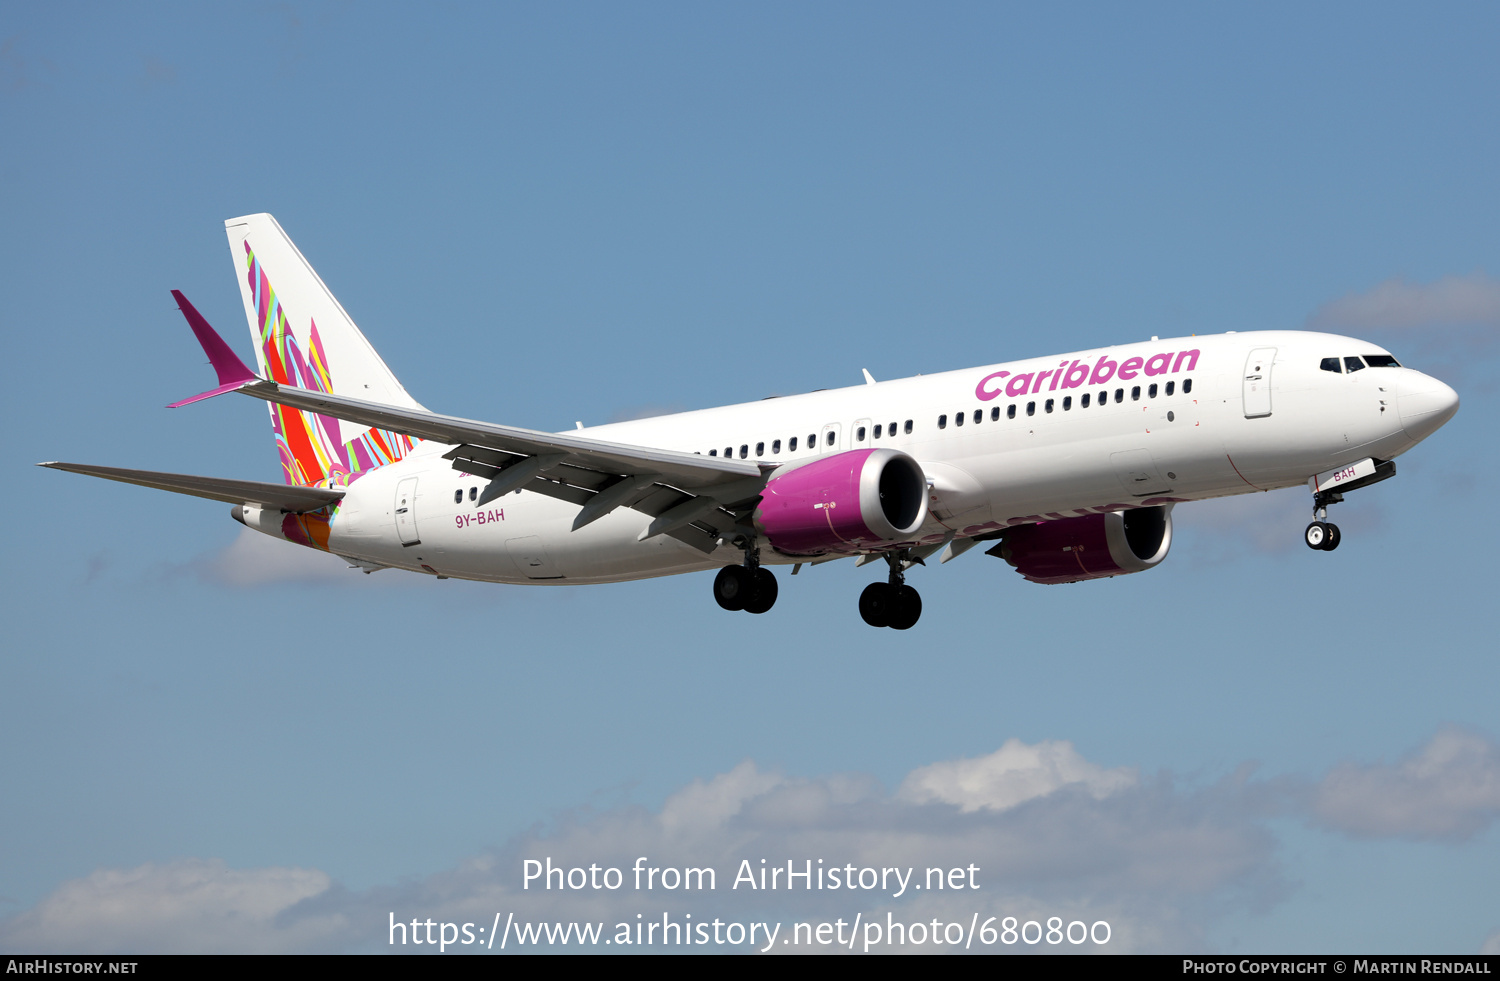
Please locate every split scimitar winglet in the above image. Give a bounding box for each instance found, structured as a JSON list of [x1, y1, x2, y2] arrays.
[[166, 290, 262, 407]]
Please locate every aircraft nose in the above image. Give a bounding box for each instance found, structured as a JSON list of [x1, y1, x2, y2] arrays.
[[1398, 372, 1459, 442]]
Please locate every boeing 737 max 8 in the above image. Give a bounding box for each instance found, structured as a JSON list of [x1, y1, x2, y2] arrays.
[[42, 214, 1461, 629]]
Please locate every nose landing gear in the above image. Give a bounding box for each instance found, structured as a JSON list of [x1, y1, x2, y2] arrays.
[[1301, 459, 1398, 552], [859, 551, 923, 629], [1305, 490, 1342, 551]]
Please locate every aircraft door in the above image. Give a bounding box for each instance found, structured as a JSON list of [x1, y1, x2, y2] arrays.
[[852, 418, 872, 448], [395, 477, 420, 545], [1243, 347, 1276, 418], [819, 422, 842, 453]]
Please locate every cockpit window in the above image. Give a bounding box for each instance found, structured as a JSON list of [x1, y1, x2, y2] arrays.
[[1320, 357, 1342, 373], [1344, 356, 1365, 373], [1364, 354, 1401, 367]]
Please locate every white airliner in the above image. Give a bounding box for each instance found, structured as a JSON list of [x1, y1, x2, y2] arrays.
[[43, 215, 1460, 629]]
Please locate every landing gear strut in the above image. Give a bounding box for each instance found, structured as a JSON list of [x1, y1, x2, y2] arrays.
[[859, 551, 922, 630], [713, 539, 777, 614], [1305, 490, 1342, 552]]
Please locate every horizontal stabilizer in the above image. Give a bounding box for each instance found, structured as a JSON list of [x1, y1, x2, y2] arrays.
[[38, 462, 343, 513]]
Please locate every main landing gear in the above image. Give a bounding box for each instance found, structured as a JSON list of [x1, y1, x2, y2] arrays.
[[713, 559, 778, 614], [1305, 489, 1342, 552], [711, 544, 924, 627], [859, 551, 922, 630]]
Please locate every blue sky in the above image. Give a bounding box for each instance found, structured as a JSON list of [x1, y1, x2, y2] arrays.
[[2, 1, 1497, 954]]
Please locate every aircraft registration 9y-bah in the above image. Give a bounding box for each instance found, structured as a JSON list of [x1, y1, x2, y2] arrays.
[[44, 215, 1460, 629]]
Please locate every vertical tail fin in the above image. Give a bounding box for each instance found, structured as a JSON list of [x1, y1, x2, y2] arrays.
[[224, 214, 424, 487]]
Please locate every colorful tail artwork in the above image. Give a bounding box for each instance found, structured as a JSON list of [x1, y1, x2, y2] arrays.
[[224, 214, 427, 491], [243, 241, 417, 487]]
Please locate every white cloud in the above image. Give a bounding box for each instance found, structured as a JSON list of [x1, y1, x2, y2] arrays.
[[23, 731, 1498, 955], [196, 529, 371, 586], [0, 860, 350, 954], [658, 760, 789, 835], [348, 755, 1277, 952], [1172, 489, 1386, 561], [1173, 490, 1307, 555], [897, 738, 1136, 813], [8, 735, 1494, 954], [0, 740, 1282, 954], [1308, 273, 1500, 330], [1313, 727, 1500, 841]]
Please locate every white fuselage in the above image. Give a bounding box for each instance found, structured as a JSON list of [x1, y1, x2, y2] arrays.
[[241, 330, 1455, 584]]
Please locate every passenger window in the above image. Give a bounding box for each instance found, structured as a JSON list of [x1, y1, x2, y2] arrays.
[[1165, 381, 1175, 396], [709, 449, 717, 456], [725, 447, 732, 458], [990, 406, 1000, 422], [888, 421, 897, 436], [454, 489, 462, 504], [1364, 354, 1401, 367], [1344, 356, 1365, 373], [1026, 401, 1036, 416], [469, 487, 477, 502], [1320, 357, 1342, 373], [1131, 386, 1141, 400], [856, 427, 866, 441], [1114, 388, 1124, 403], [1148, 383, 1158, 398], [1007, 404, 1016, 419], [826, 431, 835, 446], [808, 433, 816, 449], [973, 409, 982, 424], [1063, 396, 1072, 410], [1099, 390, 1107, 405], [773, 439, 781, 454], [1183, 378, 1193, 394], [904, 420, 913, 434], [873, 424, 882, 439], [955, 411, 964, 427], [740, 444, 748, 459], [756, 441, 765, 456], [1045, 398, 1054, 413], [788, 437, 797, 452], [938, 414, 948, 429], [1081, 393, 1090, 408]]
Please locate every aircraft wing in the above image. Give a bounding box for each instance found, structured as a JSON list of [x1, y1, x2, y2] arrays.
[[229, 378, 760, 489], [230, 379, 767, 552], [38, 462, 344, 513], [168, 291, 767, 552]]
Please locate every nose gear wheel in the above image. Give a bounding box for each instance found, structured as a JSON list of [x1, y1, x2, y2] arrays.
[[1305, 488, 1344, 552], [1304, 521, 1340, 551]]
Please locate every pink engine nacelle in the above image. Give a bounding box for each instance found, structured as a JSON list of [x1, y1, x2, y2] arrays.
[[994, 506, 1173, 584], [754, 448, 929, 556]]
